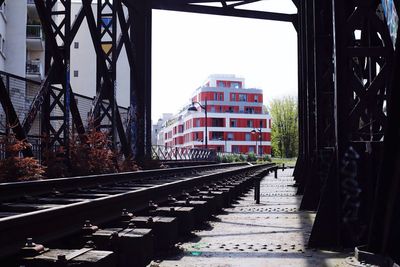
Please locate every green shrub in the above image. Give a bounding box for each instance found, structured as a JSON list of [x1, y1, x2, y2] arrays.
[[247, 152, 257, 162], [263, 155, 272, 162]]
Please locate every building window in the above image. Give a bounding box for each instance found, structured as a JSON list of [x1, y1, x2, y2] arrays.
[[254, 95, 259, 102], [247, 120, 253, 128], [227, 133, 234, 140], [211, 132, 223, 140], [219, 106, 222, 113], [196, 119, 200, 127], [217, 81, 224, 87], [231, 82, 240, 89], [210, 106, 216, 112], [73, 70, 79, 77], [74, 42, 79, 49], [232, 145, 240, 153], [245, 133, 251, 141], [228, 106, 234, 113], [231, 93, 236, 101], [214, 93, 218, 100], [239, 94, 247, 101], [246, 107, 255, 114], [230, 119, 237, 127], [212, 118, 224, 127], [249, 146, 255, 153], [219, 93, 223, 100]]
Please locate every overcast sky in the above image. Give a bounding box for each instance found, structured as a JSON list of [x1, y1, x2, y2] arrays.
[[151, 0, 298, 121]]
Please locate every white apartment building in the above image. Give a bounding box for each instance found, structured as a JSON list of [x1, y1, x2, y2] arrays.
[[152, 113, 174, 146], [68, 1, 130, 108], [158, 74, 272, 155]]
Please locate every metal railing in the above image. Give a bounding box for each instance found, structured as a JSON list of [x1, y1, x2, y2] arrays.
[[151, 145, 216, 161], [26, 25, 43, 39], [0, 70, 129, 161]]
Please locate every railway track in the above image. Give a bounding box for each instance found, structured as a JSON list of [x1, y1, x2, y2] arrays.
[[0, 162, 276, 266]]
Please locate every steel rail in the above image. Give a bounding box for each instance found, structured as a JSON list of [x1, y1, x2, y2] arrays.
[[0, 163, 275, 259], [0, 163, 246, 202]]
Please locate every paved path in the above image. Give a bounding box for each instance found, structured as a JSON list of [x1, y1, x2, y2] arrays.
[[152, 169, 362, 267]]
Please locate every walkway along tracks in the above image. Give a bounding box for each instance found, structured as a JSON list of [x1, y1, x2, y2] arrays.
[[0, 162, 277, 264]]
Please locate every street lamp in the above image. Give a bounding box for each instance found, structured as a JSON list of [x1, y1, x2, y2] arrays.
[[188, 99, 208, 149], [251, 120, 263, 157]]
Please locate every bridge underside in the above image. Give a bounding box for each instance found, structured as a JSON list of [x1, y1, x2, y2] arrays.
[[0, 0, 400, 263]]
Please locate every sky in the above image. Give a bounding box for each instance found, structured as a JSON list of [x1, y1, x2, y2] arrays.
[[151, 0, 298, 122]]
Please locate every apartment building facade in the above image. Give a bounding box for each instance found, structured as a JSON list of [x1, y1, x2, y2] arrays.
[[158, 75, 272, 155]]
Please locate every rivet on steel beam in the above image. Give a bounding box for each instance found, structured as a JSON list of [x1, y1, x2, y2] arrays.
[[57, 255, 67, 262], [21, 238, 46, 257], [167, 195, 177, 202], [84, 240, 96, 249], [82, 220, 98, 234], [193, 187, 200, 194], [25, 238, 34, 247]]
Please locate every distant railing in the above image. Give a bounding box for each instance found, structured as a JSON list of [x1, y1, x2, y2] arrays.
[[152, 145, 216, 161], [0, 133, 42, 161], [26, 25, 43, 39]]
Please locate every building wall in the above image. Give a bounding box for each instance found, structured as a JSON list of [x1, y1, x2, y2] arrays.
[[69, 2, 130, 109], [5, 0, 27, 77], [0, 2, 7, 71]]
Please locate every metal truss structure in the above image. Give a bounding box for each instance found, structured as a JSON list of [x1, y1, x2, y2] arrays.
[[1, 0, 400, 262]]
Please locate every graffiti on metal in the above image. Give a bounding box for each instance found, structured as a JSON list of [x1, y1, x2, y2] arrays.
[[381, 0, 399, 49]]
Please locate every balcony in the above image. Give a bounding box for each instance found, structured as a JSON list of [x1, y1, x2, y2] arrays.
[[27, 25, 43, 39], [26, 25, 45, 51], [26, 60, 43, 81]]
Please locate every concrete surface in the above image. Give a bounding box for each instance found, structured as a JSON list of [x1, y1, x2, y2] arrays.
[[150, 169, 373, 267]]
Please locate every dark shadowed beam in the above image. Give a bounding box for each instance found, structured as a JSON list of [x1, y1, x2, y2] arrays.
[[291, 0, 299, 9], [82, 0, 130, 157], [0, 79, 33, 157], [151, 0, 296, 22], [69, 7, 86, 46], [121, 0, 152, 161], [23, 3, 86, 137], [116, 7, 135, 68], [367, 1, 400, 261]]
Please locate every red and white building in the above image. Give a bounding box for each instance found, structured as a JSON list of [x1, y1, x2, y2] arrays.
[[157, 74, 271, 155]]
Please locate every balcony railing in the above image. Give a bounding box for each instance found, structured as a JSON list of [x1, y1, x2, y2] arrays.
[[26, 60, 42, 76], [26, 25, 43, 39]]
